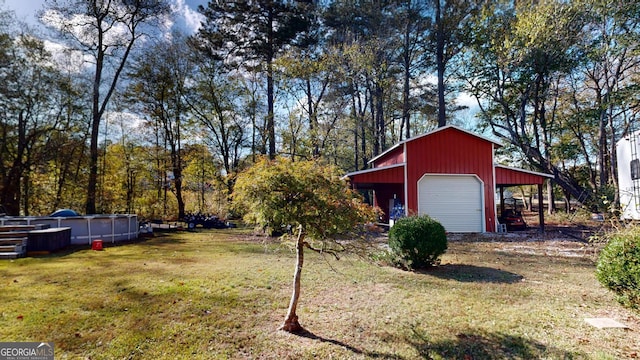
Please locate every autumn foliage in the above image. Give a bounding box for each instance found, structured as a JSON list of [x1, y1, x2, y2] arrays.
[[233, 157, 377, 240]]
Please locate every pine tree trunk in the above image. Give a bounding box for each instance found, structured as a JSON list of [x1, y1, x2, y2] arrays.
[[435, 0, 447, 128], [281, 225, 304, 332], [547, 180, 554, 215]]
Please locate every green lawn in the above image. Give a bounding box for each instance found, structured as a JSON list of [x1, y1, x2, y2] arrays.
[[0, 229, 638, 359]]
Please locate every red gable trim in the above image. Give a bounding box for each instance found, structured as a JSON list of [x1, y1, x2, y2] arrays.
[[369, 125, 502, 165]]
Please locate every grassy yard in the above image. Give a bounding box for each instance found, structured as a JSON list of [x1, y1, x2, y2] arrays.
[[1, 229, 638, 359]]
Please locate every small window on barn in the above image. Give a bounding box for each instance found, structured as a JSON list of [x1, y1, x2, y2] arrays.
[[632, 159, 640, 180]]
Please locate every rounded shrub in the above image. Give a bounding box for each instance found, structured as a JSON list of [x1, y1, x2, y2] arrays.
[[596, 227, 640, 311], [388, 215, 447, 269]]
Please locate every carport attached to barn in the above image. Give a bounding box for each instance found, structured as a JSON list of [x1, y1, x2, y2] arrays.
[[344, 126, 553, 232], [348, 164, 552, 232], [495, 165, 553, 231]]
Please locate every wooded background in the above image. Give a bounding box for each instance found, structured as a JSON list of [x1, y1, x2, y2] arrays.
[[0, 0, 636, 220]]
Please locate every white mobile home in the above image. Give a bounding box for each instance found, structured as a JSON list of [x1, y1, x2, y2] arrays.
[[617, 131, 640, 220]]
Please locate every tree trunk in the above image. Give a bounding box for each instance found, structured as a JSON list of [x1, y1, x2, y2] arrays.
[[87, 114, 100, 214], [352, 98, 359, 170], [401, 13, 411, 140], [1, 175, 20, 216], [175, 167, 185, 219], [22, 169, 30, 216], [266, 7, 276, 160], [435, 0, 446, 128], [371, 87, 379, 157], [173, 112, 185, 220], [87, 27, 105, 216], [281, 225, 304, 332], [2, 111, 27, 215], [546, 179, 554, 215], [519, 187, 529, 211], [375, 84, 385, 152], [307, 78, 319, 158], [267, 59, 275, 159]]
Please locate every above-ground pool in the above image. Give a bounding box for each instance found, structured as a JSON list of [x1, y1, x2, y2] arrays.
[[0, 214, 138, 245]]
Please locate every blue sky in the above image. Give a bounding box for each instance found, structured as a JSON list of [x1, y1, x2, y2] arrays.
[[3, 0, 208, 33]]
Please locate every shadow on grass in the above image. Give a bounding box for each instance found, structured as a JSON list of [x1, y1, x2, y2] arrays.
[[295, 329, 406, 359], [423, 264, 523, 283], [408, 327, 584, 359]]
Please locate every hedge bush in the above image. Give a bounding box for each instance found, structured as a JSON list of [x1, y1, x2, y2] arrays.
[[388, 215, 447, 269], [596, 227, 640, 311]]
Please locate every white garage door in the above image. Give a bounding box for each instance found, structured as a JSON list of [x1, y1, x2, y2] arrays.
[[417, 174, 484, 232]]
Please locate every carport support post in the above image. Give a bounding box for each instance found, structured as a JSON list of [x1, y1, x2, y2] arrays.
[[538, 183, 545, 233]]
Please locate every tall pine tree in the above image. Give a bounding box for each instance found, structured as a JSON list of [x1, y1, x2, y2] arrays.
[[195, 0, 314, 160]]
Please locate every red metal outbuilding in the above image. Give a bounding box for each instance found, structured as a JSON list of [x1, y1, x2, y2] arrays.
[[344, 125, 553, 232]]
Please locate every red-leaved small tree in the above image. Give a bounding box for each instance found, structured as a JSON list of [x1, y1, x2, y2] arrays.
[[233, 157, 377, 332]]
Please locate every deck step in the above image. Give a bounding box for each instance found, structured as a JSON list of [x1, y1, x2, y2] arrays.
[[0, 244, 23, 251], [0, 237, 28, 245], [0, 228, 29, 259], [0, 251, 23, 259], [0, 231, 30, 238]]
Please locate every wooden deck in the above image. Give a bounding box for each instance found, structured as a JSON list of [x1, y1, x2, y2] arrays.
[[0, 225, 71, 259]]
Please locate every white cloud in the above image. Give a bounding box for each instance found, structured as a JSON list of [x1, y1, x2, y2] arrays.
[[456, 92, 479, 109], [4, 0, 204, 34], [43, 39, 91, 74], [171, 0, 204, 34], [40, 8, 134, 54], [2, 0, 43, 25], [105, 110, 146, 137]]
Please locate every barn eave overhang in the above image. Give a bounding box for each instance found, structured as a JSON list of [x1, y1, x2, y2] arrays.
[[495, 164, 554, 186], [342, 163, 406, 184]]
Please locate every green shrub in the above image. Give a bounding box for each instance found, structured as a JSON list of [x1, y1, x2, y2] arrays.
[[388, 215, 447, 269], [596, 227, 640, 311]]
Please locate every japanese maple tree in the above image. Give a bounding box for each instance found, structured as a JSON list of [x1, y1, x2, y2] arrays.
[[233, 157, 377, 332]]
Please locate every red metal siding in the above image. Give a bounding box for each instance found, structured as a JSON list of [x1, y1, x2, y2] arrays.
[[373, 146, 404, 168], [405, 128, 496, 231], [348, 165, 404, 184], [496, 167, 546, 185]]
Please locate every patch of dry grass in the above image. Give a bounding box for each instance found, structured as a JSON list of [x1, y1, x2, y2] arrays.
[[0, 229, 638, 359]]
